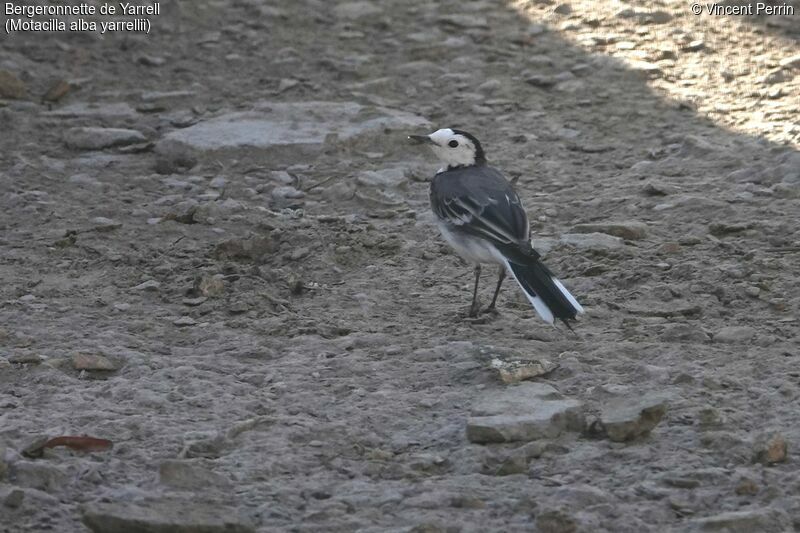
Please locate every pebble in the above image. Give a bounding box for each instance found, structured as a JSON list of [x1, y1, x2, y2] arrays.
[[91, 217, 122, 231], [173, 316, 197, 327], [570, 221, 647, 241], [82, 501, 255, 533], [64, 127, 146, 151], [713, 326, 756, 344], [159, 460, 231, 490], [133, 280, 161, 291], [466, 383, 585, 444], [778, 54, 800, 69], [489, 357, 558, 384], [209, 176, 227, 189], [8, 353, 43, 365], [559, 232, 625, 251], [72, 354, 119, 371], [0, 70, 26, 99], [690, 509, 790, 532], [12, 462, 67, 492], [751, 432, 787, 465], [600, 395, 668, 442], [3, 489, 24, 508]]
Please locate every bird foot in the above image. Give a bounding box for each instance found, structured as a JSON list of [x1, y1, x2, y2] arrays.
[[468, 299, 482, 318]]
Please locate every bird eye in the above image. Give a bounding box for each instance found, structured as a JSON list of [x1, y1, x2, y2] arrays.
[[448, 140, 459, 148]]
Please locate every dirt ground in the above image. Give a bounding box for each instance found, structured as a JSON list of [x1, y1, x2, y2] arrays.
[[1, 0, 800, 531]]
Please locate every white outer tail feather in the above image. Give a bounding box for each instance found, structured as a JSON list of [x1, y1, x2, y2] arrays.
[[501, 259, 583, 324], [502, 258, 555, 324], [552, 277, 584, 314]]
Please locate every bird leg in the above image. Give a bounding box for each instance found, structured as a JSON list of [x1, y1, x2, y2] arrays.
[[486, 266, 506, 312], [469, 264, 482, 317]]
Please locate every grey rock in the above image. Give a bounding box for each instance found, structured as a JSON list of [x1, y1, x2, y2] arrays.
[[779, 54, 800, 69], [156, 101, 428, 165], [536, 509, 578, 533], [11, 462, 67, 492], [65, 127, 146, 150], [560, 232, 625, 250], [466, 383, 585, 444], [752, 432, 788, 465], [600, 395, 668, 442], [689, 509, 790, 532], [357, 167, 408, 188], [214, 235, 275, 263], [713, 326, 756, 344], [82, 501, 255, 533], [72, 353, 119, 371], [3, 488, 24, 508], [159, 460, 231, 490], [45, 102, 138, 119], [133, 280, 161, 291], [271, 185, 305, 200], [570, 221, 647, 240]]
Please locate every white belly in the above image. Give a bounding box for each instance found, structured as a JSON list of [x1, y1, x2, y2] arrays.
[[437, 222, 505, 265]]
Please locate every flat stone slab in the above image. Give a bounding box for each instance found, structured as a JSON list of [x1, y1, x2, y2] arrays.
[[156, 101, 428, 165], [570, 221, 648, 240], [82, 501, 255, 533], [467, 383, 585, 444], [560, 232, 626, 250], [65, 127, 146, 150], [601, 394, 668, 442]]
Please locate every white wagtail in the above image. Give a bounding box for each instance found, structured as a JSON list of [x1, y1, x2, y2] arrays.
[[409, 128, 584, 327]]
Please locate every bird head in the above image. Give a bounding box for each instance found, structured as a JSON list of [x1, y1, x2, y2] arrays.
[[409, 128, 485, 169]]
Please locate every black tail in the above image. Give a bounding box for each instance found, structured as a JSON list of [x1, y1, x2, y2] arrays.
[[506, 258, 582, 326]]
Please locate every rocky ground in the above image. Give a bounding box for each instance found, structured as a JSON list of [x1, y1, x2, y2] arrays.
[[1, 0, 799, 531]]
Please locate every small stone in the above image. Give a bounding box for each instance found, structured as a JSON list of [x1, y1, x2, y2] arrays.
[[489, 357, 558, 384], [684, 40, 705, 52], [196, 275, 225, 297], [600, 395, 668, 442], [553, 3, 572, 14], [12, 462, 67, 492], [271, 185, 305, 200], [173, 316, 197, 327], [745, 286, 760, 298], [560, 232, 625, 250], [43, 79, 71, 103], [82, 501, 255, 533], [570, 221, 647, 240], [72, 354, 119, 371], [690, 509, 790, 532], [65, 127, 146, 150], [0, 70, 26, 99], [159, 460, 231, 490], [214, 235, 274, 263], [779, 54, 800, 69], [536, 509, 577, 533], [735, 478, 759, 496], [466, 383, 585, 444], [209, 176, 227, 189], [137, 55, 166, 67], [134, 280, 161, 291], [8, 353, 43, 365], [714, 326, 756, 344], [92, 217, 122, 231], [752, 432, 787, 465], [3, 489, 24, 508], [182, 296, 207, 307]]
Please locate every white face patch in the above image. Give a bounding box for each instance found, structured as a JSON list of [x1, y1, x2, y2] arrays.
[[426, 128, 478, 168]]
